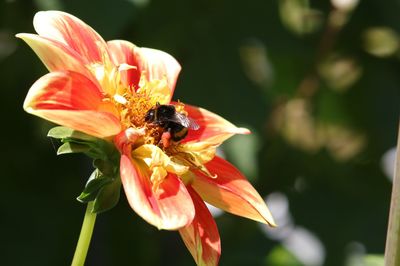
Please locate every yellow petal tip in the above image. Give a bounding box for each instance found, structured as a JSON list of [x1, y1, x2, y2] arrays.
[[15, 33, 29, 39]]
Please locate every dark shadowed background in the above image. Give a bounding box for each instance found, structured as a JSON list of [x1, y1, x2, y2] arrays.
[[1, 0, 399, 265]]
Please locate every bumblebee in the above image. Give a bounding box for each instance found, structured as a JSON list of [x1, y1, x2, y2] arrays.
[[144, 103, 199, 146]]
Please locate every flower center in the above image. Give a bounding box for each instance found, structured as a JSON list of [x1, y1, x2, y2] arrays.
[[92, 61, 181, 149], [100, 67, 179, 148], [112, 89, 168, 146]]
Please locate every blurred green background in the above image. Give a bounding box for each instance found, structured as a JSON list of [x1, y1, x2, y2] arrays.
[[1, 0, 399, 265]]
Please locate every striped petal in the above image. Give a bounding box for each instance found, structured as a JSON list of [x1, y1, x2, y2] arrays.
[[137, 47, 181, 100], [33, 11, 109, 64], [120, 154, 195, 230], [179, 186, 221, 266], [107, 40, 141, 88], [16, 33, 96, 82], [107, 40, 180, 101], [182, 104, 250, 144], [24, 71, 121, 138], [191, 156, 276, 227]]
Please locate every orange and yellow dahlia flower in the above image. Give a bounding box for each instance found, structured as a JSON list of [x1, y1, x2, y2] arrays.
[[18, 11, 275, 266]]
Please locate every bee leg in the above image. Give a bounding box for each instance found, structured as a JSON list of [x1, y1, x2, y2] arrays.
[[161, 131, 172, 148]]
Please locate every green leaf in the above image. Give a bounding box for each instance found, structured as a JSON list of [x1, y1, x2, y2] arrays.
[[363, 27, 399, 58], [363, 255, 384, 266], [77, 169, 114, 203], [265, 245, 304, 266], [92, 178, 121, 214], [279, 0, 323, 36], [223, 129, 259, 181], [57, 142, 91, 155], [346, 254, 384, 266], [47, 126, 97, 142]]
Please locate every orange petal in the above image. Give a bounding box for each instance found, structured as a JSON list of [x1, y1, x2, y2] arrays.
[[179, 186, 221, 266], [107, 40, 141, 88], [33, 11, 109, 64], [24, 71, 121, 138], [136, 47, 181, 100], [120, 154, 195, 230], [16, 33, 96, 83], [182, 104, 250, 144], [191, 156, 276, 227]]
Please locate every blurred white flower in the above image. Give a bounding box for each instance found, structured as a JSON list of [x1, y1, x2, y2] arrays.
[[260, 192, 326, 266], [381, 147, 397, 182], [331, 0, 359, 11]]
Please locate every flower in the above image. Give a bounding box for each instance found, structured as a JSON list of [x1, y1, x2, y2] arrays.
[[18, 11, 276, 266]]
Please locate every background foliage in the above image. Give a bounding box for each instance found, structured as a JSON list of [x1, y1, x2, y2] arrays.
[[1, 0, 399, 265]]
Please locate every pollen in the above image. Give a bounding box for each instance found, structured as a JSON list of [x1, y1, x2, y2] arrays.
[[145, 125, 164, 144], [174, 101, 188, 115], [105, 84, 166, 147]]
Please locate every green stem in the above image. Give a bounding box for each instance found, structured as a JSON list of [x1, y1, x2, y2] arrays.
[[384, 120, 400, 266], [71, 202, 97, 266]]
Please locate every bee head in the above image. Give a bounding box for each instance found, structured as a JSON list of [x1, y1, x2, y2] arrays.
[[144, 108, 156, 122]]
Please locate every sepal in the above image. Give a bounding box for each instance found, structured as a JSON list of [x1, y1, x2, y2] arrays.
[[48, 126, 117, 161], [48, 126, 98, 142], [77, 168, 113, 203], [48, 126, 122, 214], [92, 177, 121, 213], [57, 142, 91, 155], [77, 166, 121, 214]]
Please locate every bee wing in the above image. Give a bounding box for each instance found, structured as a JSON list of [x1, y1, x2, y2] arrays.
[[187, 117, 200, 130], [172, 112, 200, 130], [170, 112, 191, 127]]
